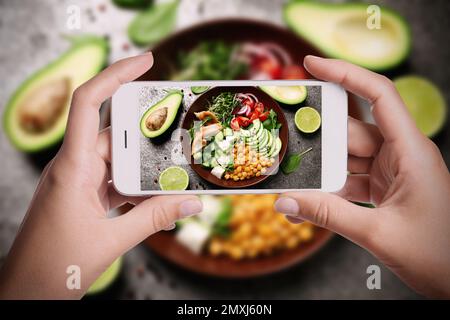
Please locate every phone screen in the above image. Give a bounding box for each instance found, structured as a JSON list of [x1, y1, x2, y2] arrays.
[[139, 85, 322, 191]]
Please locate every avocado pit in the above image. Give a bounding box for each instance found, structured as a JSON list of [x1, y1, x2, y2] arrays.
[[18, 77, 71, 133], [145, 107, 168, 131]]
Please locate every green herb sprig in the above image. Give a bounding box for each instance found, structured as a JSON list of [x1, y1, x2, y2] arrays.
[[208, 92, 239, 124], [281, 147, 313, 175]]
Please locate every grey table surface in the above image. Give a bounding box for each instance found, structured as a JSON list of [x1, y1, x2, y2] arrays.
[[1, 0, 449, 299]]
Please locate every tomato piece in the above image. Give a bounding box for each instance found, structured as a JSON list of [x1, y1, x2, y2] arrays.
[[236, 116, 250, 127], [230, 118, 240, 130], [282, 65, 308, 79], [254, 102, 264, 114], [249, 110, 260, 122], [258, 58, 282, 79], [259, 111, 270, 122]]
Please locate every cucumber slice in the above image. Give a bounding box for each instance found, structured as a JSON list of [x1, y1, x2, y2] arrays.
[[193, 152, 202, 161], [224, 127, 233, 136], [210, 157, 219, 168], [202, 160, 211, 168], [215, 131, 224, 142]]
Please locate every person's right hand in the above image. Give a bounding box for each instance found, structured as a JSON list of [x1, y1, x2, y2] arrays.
[[275, 56, 450, 298]]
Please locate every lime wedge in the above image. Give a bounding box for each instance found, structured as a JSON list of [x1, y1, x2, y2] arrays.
[[394, 76, 447, 137], [191, 86, 209, 94], [87, 257, 122, 295], [159, 166, 189, 190], [295, 107, 321, 133]]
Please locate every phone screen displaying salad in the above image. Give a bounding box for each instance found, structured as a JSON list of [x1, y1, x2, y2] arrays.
[[139, 84, 322, 191]]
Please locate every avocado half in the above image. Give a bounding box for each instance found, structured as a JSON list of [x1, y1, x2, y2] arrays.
[[140, 91, 183, 138], [284, 1, 411, 71], [3, 35, 109, 152], [259, 86, 307, 105]]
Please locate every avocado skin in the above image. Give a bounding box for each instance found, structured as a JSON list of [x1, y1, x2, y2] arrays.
[[284, 1, 412, 71], [3, 35, 109, 152], [140, 91, 183, 138], [259, 86, 307, 105]]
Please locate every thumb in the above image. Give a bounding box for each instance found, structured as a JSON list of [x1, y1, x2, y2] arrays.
[[109, 195, 203, 252], [275, 191, 379, 248]]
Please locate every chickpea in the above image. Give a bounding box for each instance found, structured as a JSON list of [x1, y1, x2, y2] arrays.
[[256, 172, 261, 177]]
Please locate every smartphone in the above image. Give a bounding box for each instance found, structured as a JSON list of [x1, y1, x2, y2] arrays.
[[111, 80, 347, 195]]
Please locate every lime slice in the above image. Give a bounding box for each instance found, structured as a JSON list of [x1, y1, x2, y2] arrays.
[[191, 86, 209, 94], [159, 166, 189, 190], [394, 76, 447, 137], [87, 257, 122, 295], [295, 107, 321, 133]]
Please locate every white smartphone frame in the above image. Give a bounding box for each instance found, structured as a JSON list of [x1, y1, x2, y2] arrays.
[[111, 80, 347, 196]]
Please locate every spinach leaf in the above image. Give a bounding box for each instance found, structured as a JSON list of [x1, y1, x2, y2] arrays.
[[281, 147, 313, 174], [128, 1, 178, 46]]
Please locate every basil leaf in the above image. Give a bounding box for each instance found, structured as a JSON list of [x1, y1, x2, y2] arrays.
[[128, 1, 178, 46], [281, 147, 312, 174]]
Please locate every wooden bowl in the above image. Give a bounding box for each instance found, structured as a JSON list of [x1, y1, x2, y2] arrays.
[[181, 86, 288, 188], [125, 19, 348, 278], [145, 226, 333, 278]]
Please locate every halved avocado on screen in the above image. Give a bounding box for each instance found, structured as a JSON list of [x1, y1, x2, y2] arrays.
[[140, 91, 183, 138], [3, 35, 109, 152], [259, 86, 307, 105], [284, 1, 411, 71]]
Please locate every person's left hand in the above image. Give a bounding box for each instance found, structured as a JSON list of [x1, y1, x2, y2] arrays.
[[0, 53, 203, 299]]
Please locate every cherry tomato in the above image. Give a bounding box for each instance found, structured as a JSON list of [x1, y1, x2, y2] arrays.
[[230, 118, 240, 131], [282, 65, 308, 79], [249, 110, 260, 122], [254, 102, 264, 114], [236, 116, 250, 127], [259, 111, 270, 122], [257, 58, 282, 79]]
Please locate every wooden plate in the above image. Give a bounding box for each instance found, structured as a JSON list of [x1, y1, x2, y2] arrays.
[[145, 226, 333, 278], [181, 86, 288, 188]]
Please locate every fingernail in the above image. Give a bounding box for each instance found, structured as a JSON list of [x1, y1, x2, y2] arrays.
[[164, 223, 176, 231], [285, 215, 304, 225], [179, 199, 203, 218], [303, 55, 320, 69], [274, 197, 299, 216]]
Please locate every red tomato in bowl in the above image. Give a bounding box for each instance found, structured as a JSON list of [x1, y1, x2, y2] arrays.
[[249, 111, 260, 122], [259, 111, 270, 122], [230, 118, 240, 131], [254, 102, 264, 114], [282, 65, 308, 79], [236, 116, 250, 127]]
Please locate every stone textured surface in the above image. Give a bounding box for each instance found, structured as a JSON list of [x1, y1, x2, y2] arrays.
[[1, 0, 449, 299]]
